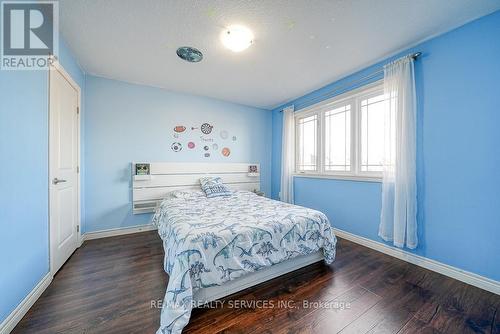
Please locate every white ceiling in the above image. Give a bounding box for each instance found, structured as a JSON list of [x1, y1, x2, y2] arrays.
[[59, 0, 500, 109]]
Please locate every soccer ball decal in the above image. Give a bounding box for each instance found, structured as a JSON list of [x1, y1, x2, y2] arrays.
[[171, 142, 182, 152]]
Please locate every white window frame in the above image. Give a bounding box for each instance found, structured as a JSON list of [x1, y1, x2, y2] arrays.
[[294, 80, 384, 182], [295, 110, 321, 173]]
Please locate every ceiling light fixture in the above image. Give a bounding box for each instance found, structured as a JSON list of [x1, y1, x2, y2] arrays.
[[176, 46, 203, 63], [220, 25, 254, 52]]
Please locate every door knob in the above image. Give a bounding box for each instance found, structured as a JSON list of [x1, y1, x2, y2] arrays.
[[52, 178, 67, 185]]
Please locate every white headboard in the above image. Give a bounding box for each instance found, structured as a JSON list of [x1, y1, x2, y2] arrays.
[[132, 162, 260, 214]]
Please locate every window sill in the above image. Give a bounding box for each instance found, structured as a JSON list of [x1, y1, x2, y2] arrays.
[[293, 173, 382, 183]]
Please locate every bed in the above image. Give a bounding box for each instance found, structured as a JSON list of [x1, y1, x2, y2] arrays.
[[151, 189, 336, 334], [132, 162, 336, 333]]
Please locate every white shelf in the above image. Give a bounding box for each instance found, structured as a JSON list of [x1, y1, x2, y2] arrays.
[[134, 174, 152, 181]]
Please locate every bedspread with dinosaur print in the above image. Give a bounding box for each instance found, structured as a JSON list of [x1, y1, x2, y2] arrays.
[[152, 190, 336, 334]]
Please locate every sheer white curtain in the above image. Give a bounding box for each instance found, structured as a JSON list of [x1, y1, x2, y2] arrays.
[[379, 55, 418, 249], [280, 105, 295, 203]]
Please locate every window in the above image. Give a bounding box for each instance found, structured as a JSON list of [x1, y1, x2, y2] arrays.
[[296, 114, 318, 171], [294, 81, 388, 180], [360, 94, 387, 172], [325, 104, 351, 172]]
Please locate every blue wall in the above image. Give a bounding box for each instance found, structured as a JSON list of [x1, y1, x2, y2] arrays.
[[271, 11, 500, 281], [84, 76, 272, 233], [2, 8, 499, 326], [0, 39, 85, 322]]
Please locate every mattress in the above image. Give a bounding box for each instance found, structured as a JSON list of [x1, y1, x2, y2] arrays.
[[152, 190, 337, 334]]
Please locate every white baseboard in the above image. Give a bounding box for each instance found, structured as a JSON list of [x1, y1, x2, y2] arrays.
[[81, 224, 157, 242], [0, 272, 52, 334], [333, 228, 500, 295], [0, 225, 157, 333], [3, 226, 495, 334]]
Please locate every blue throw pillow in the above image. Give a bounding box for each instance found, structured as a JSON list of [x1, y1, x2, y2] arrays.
[[199, 177, 232, 198]]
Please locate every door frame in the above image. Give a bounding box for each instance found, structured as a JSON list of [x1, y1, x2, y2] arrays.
[[48, 59, 82, 276]]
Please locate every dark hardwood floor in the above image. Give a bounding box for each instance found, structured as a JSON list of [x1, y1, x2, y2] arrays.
[[13, 231, 499, 334]]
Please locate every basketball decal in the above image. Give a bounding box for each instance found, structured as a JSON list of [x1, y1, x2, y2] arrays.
[[222, 147, 231, 157]]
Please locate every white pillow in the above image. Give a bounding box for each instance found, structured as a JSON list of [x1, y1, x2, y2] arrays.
[[169, 190, 204, 200], [199, 177, 232, 198]]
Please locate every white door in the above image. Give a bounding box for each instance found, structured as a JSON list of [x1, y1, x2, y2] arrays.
[[49, 64, 80, 275]]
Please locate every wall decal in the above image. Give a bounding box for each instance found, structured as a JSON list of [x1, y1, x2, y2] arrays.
[[200, 136, 214, 142], [222, 147, 231, 157], [201, 123, 213, 134], [171, 142, 182, 152], [170, 123, 236, 158]]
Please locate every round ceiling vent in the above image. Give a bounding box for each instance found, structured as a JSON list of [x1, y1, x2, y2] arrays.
[[176, 46, 203, 63]]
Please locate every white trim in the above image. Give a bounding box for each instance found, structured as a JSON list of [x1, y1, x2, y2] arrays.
[[0, 273, 52, 334], [81, 224, 157, 242], [48, 60, 82, 277], [293, 173, 382, 183], [0, 226, 156, 333], [334, 228, 500, 295]]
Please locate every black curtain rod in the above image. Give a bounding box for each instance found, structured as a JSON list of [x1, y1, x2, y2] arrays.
[[281, 52, 421, 111]]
